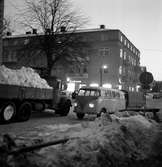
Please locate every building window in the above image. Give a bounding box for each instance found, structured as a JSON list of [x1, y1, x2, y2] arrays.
[[124, 39, 127, 46], [124, 51, 126, 60], [120, 35, 123, 42], [83, 66, 88, 73], [120, 49, 123, 58], [119, 66, 122, 74], [101, 33, 108, 41], [127, 43, 129, 48], [99, 48, 110, 56]]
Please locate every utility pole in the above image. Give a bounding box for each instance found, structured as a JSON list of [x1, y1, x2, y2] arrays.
[[100, 68, 103, 87]]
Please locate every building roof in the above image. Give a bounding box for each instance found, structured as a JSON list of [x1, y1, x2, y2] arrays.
[[3, 28, 120, 39]]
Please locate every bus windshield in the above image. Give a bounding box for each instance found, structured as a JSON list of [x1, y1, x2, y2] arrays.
[[78, 89, 100, 96]]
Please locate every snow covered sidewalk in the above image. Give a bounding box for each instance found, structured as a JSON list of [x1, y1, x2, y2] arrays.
[[0, 114, 162, 167]]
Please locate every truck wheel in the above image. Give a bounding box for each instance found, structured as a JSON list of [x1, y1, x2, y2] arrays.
[[76, 113, 85, 119], [17, 102, 32, 122], [59, 99, 71, 116], [0, 103, 16, 123], [60, 106, 70, 116]]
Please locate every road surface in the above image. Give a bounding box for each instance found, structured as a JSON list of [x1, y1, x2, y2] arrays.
[[0, 107, 96, 137]]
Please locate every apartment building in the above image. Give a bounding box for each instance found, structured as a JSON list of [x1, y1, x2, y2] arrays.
[[66, 26, 141, 92], [3, 25, 141, 92]]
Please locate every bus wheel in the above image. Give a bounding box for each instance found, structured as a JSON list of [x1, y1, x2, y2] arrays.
[[97, 108, 107, 117], [0, 102, 16, 123], [17, 102, 32, 122], [76, 113, 85, 119]]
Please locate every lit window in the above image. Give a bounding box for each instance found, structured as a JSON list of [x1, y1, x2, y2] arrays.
[[124, 39, 127, 45], [120, 35, 123, 42], [120, 49, 123, 58], [119, 66, 122, 74], [127, 43, 129, 48], [90, 83, 99, 87], [119, 78, 122, 84], [103, 83, 112, 89]]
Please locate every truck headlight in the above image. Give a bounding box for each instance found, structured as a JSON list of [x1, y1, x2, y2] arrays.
[[89, 103, 94, 108], [74, 102, 78, 107]]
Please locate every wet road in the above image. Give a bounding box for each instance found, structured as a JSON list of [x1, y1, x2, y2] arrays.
[[0, 99, 162, 138], [0, 108, 96, 137]]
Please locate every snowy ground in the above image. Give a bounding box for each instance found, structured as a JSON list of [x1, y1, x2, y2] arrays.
[[0, 113, 162, 167]]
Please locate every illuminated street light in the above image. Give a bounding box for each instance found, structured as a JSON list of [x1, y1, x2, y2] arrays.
[[66, 77, 70, 82], [102, 65, 108, 69]]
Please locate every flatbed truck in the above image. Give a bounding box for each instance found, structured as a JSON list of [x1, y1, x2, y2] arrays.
[[0, 83, 71, 123]]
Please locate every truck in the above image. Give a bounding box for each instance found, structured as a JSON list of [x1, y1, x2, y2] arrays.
[[120, 90, 160, 121], [0, 79, 72, 124]]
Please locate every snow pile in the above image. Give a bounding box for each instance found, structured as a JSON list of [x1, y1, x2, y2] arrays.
[[0, 65, 52, 89], [0, 114, 162, 167]]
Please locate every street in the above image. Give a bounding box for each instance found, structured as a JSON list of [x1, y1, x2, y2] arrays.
[[0, 107, 96, 137]]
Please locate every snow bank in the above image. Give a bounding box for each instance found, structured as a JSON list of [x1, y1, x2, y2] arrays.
[[0, 114, 162, 167], [0, 65, 52, 89]]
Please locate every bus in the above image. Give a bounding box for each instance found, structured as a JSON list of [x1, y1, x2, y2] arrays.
[[73, 86, 126, 119]]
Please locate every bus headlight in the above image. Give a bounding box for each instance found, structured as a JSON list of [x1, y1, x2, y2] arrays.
[[74, 102, 78, 107], [89, 103, 94, 108]]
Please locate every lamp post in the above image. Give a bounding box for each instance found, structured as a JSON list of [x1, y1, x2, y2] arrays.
[[100, 65, 108, 87]]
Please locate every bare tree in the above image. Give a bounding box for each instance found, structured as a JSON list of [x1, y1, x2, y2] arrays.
[[18, 0, 89, 77], [0, 17, 14, 37]]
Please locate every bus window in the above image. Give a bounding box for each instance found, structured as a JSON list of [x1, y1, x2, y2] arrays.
[[90, 90, 98, 96], [109, 91, 114, 98], [90, 90, 95, 96], [85, 90, 90, 96], [78, 89, 85, 96]]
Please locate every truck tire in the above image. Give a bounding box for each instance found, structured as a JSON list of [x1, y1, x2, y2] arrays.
[[76, 113, 85, 119], [0, 102, 16, 123], [59, 99, 71, 116], [16, 102, 32, 122]]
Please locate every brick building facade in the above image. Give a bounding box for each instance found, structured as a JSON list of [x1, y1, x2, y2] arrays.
[[3, 25, 142, 92]]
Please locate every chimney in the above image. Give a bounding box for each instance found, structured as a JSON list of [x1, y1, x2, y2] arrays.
[[100, 25, 105, 29], [60, 26, 66, 32], [32, 28, 37, 34], [6, 31, 12, 36], [26, 31, 31, 34]]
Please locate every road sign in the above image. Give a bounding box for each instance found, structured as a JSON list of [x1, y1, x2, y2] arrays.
[[139, 72, 153, 85]]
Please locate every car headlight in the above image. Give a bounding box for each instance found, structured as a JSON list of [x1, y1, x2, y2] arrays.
[[89, 103, 94, 108], [74, 102, 78, 107]]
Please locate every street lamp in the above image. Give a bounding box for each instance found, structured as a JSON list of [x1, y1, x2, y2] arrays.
[[100, 65, 108, 87]]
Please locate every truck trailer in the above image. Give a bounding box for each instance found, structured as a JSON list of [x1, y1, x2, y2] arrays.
[[0, 83, 71, 123]]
